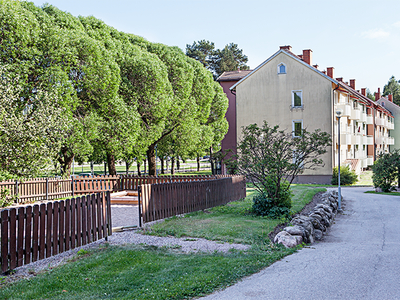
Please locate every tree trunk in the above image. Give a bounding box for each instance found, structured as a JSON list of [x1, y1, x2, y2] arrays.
[[125, 161, 130, 175], [177, 158, 180, 172], [197, 156, 200, 172], [90, 162, 94, 175], [137, 161, 141, 176], [144, 159, 147, 175], [107, 153, 117, 175], [210, 147, 215, 175], [171, 157, 175, 175], [58, 146, 74, 177], [147, 144, 156, 176], [160, 157, 165, 174], [104, 162, 107, 175]]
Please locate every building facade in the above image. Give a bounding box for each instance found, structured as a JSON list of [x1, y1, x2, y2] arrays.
[[219, 46, 395, 183]]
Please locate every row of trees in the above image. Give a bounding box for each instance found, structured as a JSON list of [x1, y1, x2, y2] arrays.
[[0, 1, 229, 178]]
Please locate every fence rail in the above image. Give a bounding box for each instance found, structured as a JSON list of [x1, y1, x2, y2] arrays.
[[140, 175, 246, 223], [1, 175, 222, 204], [0, 192, 112, 273]]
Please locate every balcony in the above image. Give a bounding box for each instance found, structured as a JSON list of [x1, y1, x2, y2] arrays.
[[366, 136, 374, 145], [366, 114, 373, 125], [336, 103, 352, 117], [388, 122, 395, 130], [376, 136, 384, 144], [337, 132, 352, 145], [376, 117, 384, 126], [359, 112, 367, 123], [387, 137, 395, 145], [350, 108, 361, 120], [367, 156, 374, 166], [354, 150, 366, 159], [351, 134, 361, 145]]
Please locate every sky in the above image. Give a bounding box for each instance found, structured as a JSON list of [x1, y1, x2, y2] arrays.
[[31, 0, 400, 93]]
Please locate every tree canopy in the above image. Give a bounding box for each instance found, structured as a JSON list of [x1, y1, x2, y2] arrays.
[[186, 40, 249, 79], [383, 76, 400, 106], [0, 0, 229, 177]]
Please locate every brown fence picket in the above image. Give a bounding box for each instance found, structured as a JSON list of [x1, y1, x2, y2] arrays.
[[32, 205, 39, 262], [24, 206, 32, 265], [9, 209, 16, 269], [1, 209, 9, 273], [52, 202, 59, 256], [17, 207, 24, 267], [76, 197, 82, 247], [71, 198, 76, 249], [39, 204, 46, 260], [65, 199, 70, 251]]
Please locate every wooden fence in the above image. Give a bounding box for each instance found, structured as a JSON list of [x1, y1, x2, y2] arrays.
[[0, 192, 112, 273], [0, 175, 221, 204], [140, 175, 246, 223]]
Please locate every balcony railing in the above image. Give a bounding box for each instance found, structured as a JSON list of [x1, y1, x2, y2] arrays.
[[376, 117, 384, 126], [366, 114, 373, 125], [360, 112, 367, 123], [388, 122, 395, 130], [376, 136, 384, 144], [367, 156, 374, 166], [387, 137, 395, 145], [336, 103, 352, 117], [350, 108, 361, 120], [366, 136, 374, 145]]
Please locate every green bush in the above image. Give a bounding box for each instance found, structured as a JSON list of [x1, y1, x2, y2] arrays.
[[331, 166, 358, 185], [372, 152, 399, 192], [252, 193, 291, 219], [252, 178, 292, 218]]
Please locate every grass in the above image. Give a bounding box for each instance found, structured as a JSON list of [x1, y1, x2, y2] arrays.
[[0, 244, 295, 300], [0, 185, 325, 299], [365, 191, 400, 196], [356, 170, 373, 186], [146, 186, 326, 245]]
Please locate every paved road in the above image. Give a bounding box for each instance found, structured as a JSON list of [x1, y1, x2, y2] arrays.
[[202, 187, 400, 300]]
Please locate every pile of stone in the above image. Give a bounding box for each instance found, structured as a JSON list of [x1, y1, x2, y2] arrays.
[[274, 191, 339, 248]]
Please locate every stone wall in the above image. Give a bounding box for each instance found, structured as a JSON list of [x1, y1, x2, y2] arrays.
[[274, 191, 339, 248]]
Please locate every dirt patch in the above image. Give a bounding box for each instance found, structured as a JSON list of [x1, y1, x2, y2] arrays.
[[268, 191, 326, 242]]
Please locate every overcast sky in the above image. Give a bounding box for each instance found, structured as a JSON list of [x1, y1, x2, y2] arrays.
[[31, 0, 400, 93]]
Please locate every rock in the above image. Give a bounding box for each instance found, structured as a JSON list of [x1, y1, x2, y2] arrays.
[[284, 225, 306, 239], [314, 229, 323, 240], [309, 215, 326, 232], [274, 231, 302, 248], [290, 216, 315, 243]]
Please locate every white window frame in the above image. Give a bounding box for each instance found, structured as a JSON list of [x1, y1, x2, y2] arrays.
[[292, 120, 303, 137], [277, 63, 286, 74], [292, 90, 303, 108]]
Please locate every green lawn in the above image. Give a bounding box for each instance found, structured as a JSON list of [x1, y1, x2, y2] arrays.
[[365, 191, 400, 196], [0, 185, 325, 299]]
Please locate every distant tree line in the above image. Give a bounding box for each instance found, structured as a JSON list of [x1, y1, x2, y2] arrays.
[[0, 0, 229, 178]]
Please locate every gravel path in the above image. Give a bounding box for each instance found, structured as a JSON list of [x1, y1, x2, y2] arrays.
[[5, 205, 249, 283]]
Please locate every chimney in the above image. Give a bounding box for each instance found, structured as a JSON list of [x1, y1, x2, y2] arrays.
[[322, 70, 326, 75], [313, 64, 319, 69], [302, 49, 313, 65], [336, 77, 343, 82], [388, 94, 393, 102], [375, 87, 381, 100], [279, 45, 292, 51], [327, 67, 334, 78], [298, 54, 303, 60], [361, 88, 366, 96], [350, 79, 356, 90]]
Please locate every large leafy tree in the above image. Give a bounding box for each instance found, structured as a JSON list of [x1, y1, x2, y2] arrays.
[[372, 150, 400, 192], [383, 76, 400, 106], [0, 66, 70, 177]]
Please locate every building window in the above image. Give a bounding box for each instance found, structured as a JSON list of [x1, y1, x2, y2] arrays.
[[292, 90, 303, 108], [278, 63, 286, 74], [293, 120, 303, 137]]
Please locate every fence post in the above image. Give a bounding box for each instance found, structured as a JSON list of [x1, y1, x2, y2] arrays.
[[71, 175, 74, 197], [15, 180, 19, 202], [46, 178, 49, 201], [138, 186, 142, 228]]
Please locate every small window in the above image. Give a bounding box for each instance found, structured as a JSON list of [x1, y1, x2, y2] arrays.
[[293, 120, 303, 137], [277, 63, 286, 74], [292, 91, 303, 108]]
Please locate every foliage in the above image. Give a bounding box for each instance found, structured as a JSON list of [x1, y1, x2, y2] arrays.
[[0, 0, 228, 177], [372, 150, 400, 192], [186, 40, 249, 78], [383, 76, 400, 106], [331, 166, 358, 185], [0, 66, 70, 177], [236, 122, 331, 214], [252, 188, 291, 219]]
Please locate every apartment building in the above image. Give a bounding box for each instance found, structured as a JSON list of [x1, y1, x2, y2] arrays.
[[217, 45, 395, 183], [375, 94, 399, 151]]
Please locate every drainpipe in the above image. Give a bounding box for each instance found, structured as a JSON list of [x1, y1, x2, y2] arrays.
[[333, 83, 340, 168]]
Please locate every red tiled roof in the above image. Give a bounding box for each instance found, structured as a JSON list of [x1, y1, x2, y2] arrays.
[[217, 70, 253, 82]]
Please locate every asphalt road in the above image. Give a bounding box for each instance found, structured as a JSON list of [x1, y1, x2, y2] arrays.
[[202, 187, 400, 300]]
